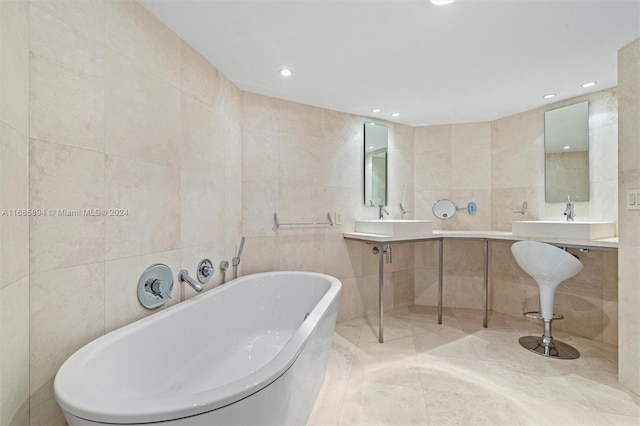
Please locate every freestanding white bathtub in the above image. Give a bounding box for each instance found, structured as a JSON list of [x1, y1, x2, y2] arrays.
[[54, 271, 341, 425]]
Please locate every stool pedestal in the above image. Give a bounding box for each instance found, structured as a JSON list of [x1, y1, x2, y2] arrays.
[[519, 318, 580, 359], [511, 241, 584, 360]]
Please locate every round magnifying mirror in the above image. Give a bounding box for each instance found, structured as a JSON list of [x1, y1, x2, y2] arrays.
[[432, 199, 457, 220]]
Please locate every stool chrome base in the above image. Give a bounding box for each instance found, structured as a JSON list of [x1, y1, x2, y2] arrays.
[[519, 317, 580, 359], [519, 335, 580, 359]]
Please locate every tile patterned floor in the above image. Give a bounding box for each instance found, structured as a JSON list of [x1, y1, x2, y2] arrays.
[[308, 307, 640, 426]]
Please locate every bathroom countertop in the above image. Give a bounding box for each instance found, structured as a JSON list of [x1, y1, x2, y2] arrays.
[[342, 229, 619, 250]]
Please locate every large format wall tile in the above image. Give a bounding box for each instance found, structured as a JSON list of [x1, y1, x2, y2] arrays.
[[242, 128, 281, 184], [239, 236, 279, 276], [323, 111, 362, 189], [105, 51, 180, 166], [278, 234, 325, 272], [0, 277, 30, 426], [180, 41, 221, 108], [0, 0, 29, 135], [278, 134, 328, 186], [0, 123, 29, 289], [414, 124, 452, 193], [241, 92, 280, 132], [618, 245, 640, 393], [242, 182, 279, 238], [491, 109, 544, 190], [618, 41, 640, 175], [30, 4, 105, 152], [276, 99, 324, 137], [180, 95, 225, 173], [0, 1, 29, 425], [180, 169, 225, 248], [30, 0, 105, 44], [602, 250, 618, 345], [30, 262, 105, 408], [30, 140, 105, 273], [451, 122, 491, 190], [105, 155, 180, 260], [618, 38, 640, 395], [104, 0, 181, 87]]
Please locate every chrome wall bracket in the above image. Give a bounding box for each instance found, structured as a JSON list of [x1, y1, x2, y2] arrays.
[[137, 264, 174, 310]]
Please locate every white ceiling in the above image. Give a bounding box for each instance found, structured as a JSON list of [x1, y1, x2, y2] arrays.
[[139, 0, 640, 127]]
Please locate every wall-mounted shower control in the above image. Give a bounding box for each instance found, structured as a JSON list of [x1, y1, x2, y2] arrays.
[[197, 259, 215, 284], [137, 264, 174, 310]]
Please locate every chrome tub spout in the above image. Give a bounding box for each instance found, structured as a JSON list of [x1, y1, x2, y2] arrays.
[[179, 269, 203, 292]]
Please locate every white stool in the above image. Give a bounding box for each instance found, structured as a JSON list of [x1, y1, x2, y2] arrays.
[[511, 241, 583, 359]]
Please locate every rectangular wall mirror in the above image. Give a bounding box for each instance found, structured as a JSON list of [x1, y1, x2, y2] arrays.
[[544, 101, 590, 202], [364, 122, 388, 206]]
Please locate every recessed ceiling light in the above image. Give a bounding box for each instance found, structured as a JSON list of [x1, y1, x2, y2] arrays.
[[431, 0, 455, 5], [391, 112, 400, 117], [369, 146, 375, 149], [279, 68, 292, 77], [563, 145, 571, 150], [372, 108, 381, 113], [582, 81, 596, 88], [543, 93, 556, 99]]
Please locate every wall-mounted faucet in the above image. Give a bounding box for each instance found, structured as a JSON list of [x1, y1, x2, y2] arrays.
[[178, 269, 203, 292], [378, 204, 389, 220], [564, 195, 576, 222], [400, 202, 412, 216], [513, 201, 529, 215]]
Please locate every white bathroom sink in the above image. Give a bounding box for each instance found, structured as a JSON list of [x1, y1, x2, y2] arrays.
[[512, 221, 616, 240], [355, 220, 433, 236]]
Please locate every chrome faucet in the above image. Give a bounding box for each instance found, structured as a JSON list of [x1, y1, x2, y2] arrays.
[[378, 204, 389, 220], [564, 196, 576, 222], [400, 202, 412, 216], [178, 269, 203, 292], [513, 201, 529, 215]]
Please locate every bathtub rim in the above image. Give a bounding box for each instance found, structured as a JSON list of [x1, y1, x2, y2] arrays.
[[54, 271, 341, 424]]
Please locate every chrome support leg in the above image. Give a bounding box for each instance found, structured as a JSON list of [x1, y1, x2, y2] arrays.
[[378, 244, 385, 343], [483, 239, 489, 328], [438, 238, 443, 325]]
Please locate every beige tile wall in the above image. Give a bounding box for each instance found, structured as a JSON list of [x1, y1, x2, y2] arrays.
[[242, 86, 620, 343], [0, 0, 30, 424], [413, 91, 619, 344], [24, 1, 243, 423], [414, 122, 493, 231], [2, 1, 633, 424], [618, 38, 640, 395], [240, 93, 416, 323], [489, 90, 619, 344]]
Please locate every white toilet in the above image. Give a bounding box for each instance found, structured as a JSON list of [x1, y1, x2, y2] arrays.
[[511, 241, 584, 359]]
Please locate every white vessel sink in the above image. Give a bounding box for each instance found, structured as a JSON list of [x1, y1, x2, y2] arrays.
[[512, 221, 616, 240], [355, 220, 433, 236]]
